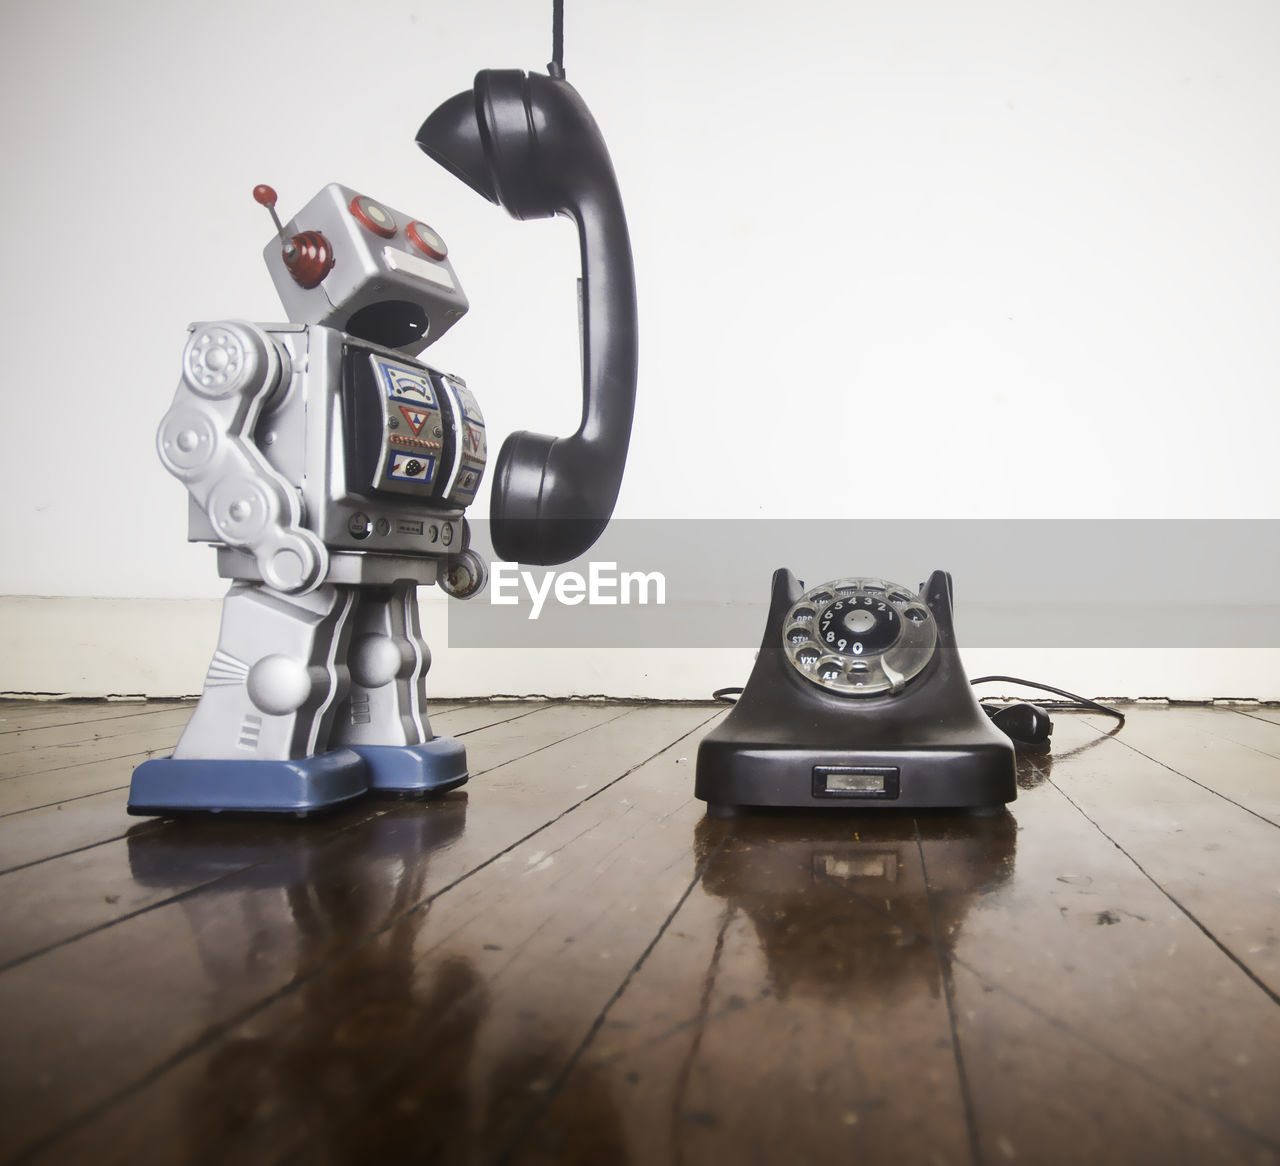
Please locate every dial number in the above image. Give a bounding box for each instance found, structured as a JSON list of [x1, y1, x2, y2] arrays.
[[816, 598, 900, 658]]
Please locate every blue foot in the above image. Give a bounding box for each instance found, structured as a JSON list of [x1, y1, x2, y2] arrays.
[[349, 737, 468, 797], [127, 748, 370, 817]]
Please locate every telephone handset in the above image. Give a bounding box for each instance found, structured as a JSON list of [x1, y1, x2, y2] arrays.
[[416, 67, 638, 566], [696, 569, 1017, 816]]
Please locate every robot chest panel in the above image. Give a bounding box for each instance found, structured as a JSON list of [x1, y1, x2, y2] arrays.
[[341, 346, 487, 507]]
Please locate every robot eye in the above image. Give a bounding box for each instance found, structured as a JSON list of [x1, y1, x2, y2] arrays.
[[349, 194, 397, 238], [406, 221, 448, 261]]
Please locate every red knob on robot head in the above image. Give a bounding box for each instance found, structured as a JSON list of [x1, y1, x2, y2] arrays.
[[253, 183, 285, 234], [252, 182, 334, 290], [282, 231, 335, 289]]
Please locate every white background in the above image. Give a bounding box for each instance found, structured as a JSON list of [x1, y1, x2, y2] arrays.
[[1, 1, 1277, 697]]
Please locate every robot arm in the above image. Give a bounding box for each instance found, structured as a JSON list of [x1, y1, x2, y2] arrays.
[[156, 320, 328, 594]]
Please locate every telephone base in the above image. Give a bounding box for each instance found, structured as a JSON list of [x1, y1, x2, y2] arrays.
[[695, 569, 1017, 815], [696, 741, 1015, 813]]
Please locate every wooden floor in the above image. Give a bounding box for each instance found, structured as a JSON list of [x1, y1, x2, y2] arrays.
[[0, 698, 1278, 1165]]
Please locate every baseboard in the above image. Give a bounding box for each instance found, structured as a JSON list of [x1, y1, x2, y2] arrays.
[[1, 595, 1277, 700]]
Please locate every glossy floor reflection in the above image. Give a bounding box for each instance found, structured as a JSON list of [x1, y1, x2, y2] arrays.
[[1, 699, 1278, 1165], [512, 811, 1015, 1165]]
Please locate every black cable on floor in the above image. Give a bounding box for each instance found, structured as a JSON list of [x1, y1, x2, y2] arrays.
[[970, 674, 1126, 727]]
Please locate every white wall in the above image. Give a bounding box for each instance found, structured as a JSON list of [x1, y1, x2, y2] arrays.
[[1, 1, 1278, 698]]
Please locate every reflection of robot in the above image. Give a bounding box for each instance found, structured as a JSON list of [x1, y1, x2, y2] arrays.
[[130, 183, 491, 815]]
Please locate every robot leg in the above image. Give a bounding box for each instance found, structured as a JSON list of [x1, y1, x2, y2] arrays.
[[128, 582, 369, 816], [330, 582, 467, 796]]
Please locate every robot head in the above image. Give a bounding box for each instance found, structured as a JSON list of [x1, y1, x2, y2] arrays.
[[254, 183, 468, 356]]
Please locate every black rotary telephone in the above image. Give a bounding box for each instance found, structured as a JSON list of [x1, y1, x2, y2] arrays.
[[417, 61, 637, 566], [695, 570, 1018, 816]]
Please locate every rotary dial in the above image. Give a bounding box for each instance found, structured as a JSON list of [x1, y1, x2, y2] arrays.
[[782, 577, 937, 696]]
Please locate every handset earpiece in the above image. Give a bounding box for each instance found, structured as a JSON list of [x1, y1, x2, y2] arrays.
[[417, 69, 638, 565]]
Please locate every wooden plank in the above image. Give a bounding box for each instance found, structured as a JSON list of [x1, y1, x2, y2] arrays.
[[0, 698, 464, 745], [424, 698, 554, 737], [1234, 704, 1280, 727], [0, 702, 625, 968], [0, 705, 194, 760], [0, 704, 714, 1164], [1088, 705, 1280, 823], [0, 700, 557, 822], [513, 812, 975, 1166], [206, 706, 723, 1165], [8, 704, 1279, 1165], [0, 804, 395, 969], [0, 789, 163, 876], [0, 702, 581, 875], [519, 722, 1280, 1164], [514, 753, 1042, 1164], [1216, 707, 1280, 752], [0, 756, 146, 817], [943, 716, 1280, 1163], [0, 718, 195, 782], [1047, 711, 1280, 997], [0, 699, 57, 719], [949, 958, 1277, 1165], [0, 700, 171, 735], [0, 701, 548, 873]]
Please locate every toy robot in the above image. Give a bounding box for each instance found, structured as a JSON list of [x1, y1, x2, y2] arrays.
[[130, 63, 639, 817], [129, 183, 491, 815]]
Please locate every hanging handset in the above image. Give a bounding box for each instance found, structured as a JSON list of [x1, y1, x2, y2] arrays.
[[416, 66, 638, 566]]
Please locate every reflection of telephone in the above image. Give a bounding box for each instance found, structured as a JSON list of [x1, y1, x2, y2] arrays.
[[695, 569, 1017, 816], [417, 66, 638, 566]]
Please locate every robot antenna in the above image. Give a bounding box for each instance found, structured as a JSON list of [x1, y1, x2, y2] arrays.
[[252, 183, 333, 288], [253, 184, 288, 241]]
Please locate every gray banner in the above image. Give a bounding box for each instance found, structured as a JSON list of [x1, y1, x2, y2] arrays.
[[447, 520, 1280, 649]]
